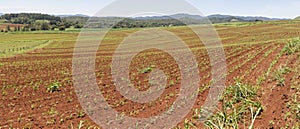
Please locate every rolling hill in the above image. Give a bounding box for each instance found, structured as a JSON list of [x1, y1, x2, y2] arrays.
[[0, 13, 292, 29], [294, 16, 300, 20]]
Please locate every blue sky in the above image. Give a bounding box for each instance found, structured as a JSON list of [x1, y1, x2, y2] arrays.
[[0, 0, 299, 18]]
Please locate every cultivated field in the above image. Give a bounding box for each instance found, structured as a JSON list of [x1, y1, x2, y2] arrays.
[[0, 20, 299, 128]]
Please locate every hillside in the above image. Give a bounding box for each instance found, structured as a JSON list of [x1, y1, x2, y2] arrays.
[[207, 14, 288, 21], [0, 13, 80, 31], [0, 13, 292, 30], [294, 16, 300, 20], [57, 14, 90, 18]]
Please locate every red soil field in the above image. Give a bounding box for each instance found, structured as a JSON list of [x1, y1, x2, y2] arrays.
[[0, 24, 24, 30], [0, 21, 299, 128]]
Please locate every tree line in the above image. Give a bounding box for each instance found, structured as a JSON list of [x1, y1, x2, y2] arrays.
[[0, 13, 192, 32], [0, 13, 268, 32], [0, 13, 85, 32]]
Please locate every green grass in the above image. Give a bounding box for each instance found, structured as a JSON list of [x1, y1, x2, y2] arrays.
[[0, 40, 50, 57], [0, 32, 78, 57]]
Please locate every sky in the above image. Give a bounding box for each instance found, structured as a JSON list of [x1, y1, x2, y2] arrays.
[[0, 0, 299, 18]]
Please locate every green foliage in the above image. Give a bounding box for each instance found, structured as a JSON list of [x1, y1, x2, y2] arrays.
[[77, 110, 86, 118], [47, 82, 61, 93], [1, 13, 61, 24], [26, 20, 51, 31], [281, 38, 300, 55], [293, 104, 300, 121], [6, 25, 11, 31], [0, 13, 84, 31], [47, 108, 59, 116], [183, 119, 196, 129], [0, 40, 49, 57], [209, 16, 244, 24], [62, 16, 87, 28], [78, 120, 85, 129], [139, 67, 153, 74], [112, 18, 185, 28], [286, 62, 300, 124], [272, 66, 291, 86], [204, 79, 263, 129], [58, 26, 66, 31], [39, 20, 51, 30]]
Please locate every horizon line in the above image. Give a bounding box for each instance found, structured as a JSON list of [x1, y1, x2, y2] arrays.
[[0, 11, 295, 19]]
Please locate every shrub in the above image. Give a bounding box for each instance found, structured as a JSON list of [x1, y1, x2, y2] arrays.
[[58, 26, 66, 31]]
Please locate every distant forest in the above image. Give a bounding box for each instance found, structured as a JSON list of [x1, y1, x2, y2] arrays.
[[0, 13, 271, 32], [0, 13, 201, 32], [0, 13, 85, 31]]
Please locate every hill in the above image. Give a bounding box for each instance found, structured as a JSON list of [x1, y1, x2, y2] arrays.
[[208, 14, 288, 21], [0, 13, 292, 30], [294, 16, 300, 20], [0, 13, 61, 24], [134, 13, 204, 20], [57, 14, 90, 18], [133, 14, 289, 24]]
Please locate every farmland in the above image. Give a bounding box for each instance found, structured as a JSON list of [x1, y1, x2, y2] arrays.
[[0, 20, 300, 128]]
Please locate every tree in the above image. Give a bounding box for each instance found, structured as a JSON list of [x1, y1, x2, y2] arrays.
[[41, 22, 50, 30], [74, 23, 83, 28], [6, 25, 11, 31], [2, 13, 61, 25], [63, 22, 72, 28], [34, 20, 50, 30], [23, 25, 30, 31], [30, 27, 37, 31], [58, 26, 66, 31]]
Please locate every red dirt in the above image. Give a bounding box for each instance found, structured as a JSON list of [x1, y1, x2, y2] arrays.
[[0, 21, 300, 128], [0, 23, 24, 30], [255, 53, 299, 128]]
